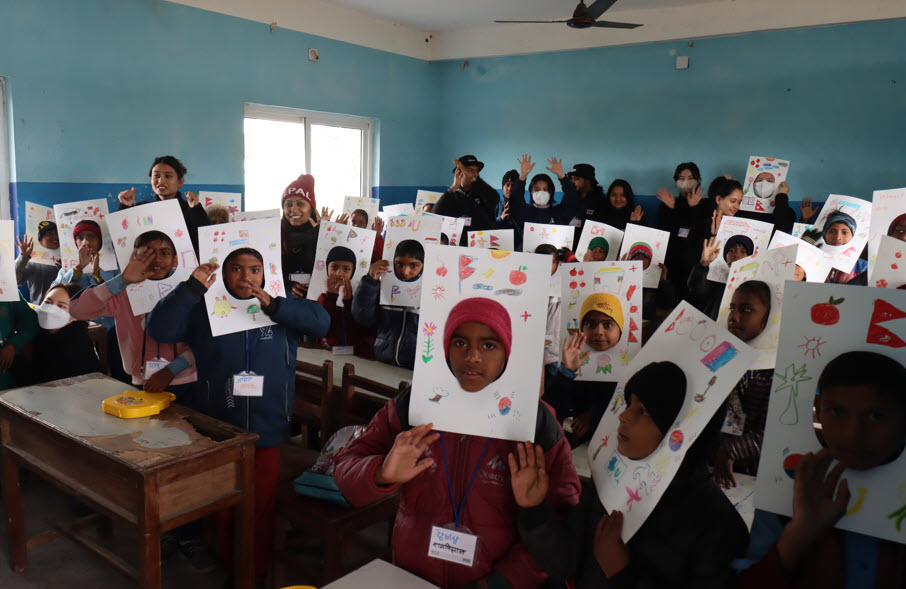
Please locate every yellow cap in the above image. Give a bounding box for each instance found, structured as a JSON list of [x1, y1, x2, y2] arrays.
[[580, 293, 624, 332]]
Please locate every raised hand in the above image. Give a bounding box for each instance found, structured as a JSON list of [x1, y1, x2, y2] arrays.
[[799, 197, 817, 223], [778, 181, 790, 195], [118, 187, 136, 207], [320, 206, 334, 222], [185, 191, 199, 208], [500, 202, 510, 221], [508, 441, 549, 508], [546, 157, 565, 179], [518, 154, 535, 181], [336, 212, 350, 225], [16, 236, 34, 259], [143, 367, 175, 392], [687, 184, 704, 207], [76, 244, 94, 272], [700, 237, 720, 267], [368, 259, 391, 280], [374, 423, 440, 486], [710, 210, 723, 237], [451, 160, 464, 191], [656, 188, 676, 209], [593, 511, 631, 578], [190, 262, 220, 290], [122, 246, 155, 284], [630, 205, 644, 222], [372, 215, 384, 234], [562, 332, 591, 371]]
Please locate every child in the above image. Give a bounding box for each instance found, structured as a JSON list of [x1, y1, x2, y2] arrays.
[[147, 247, 330, 584], [657, 162, 711, 298], [681, 176, 743, 287], [688, 235, 755, 320], [534, 244, 562, 370], [350, 208, 369, 229], [579, 293, 623, 353], [583, 237, 609, 262], [333, 300, 581, 589], [512, 361, 749, 588], [507, 155, 578, 227], [713, 280, 775, 488], [822, 211, 868, 284], [316, 246, 374, 357], [626, 240, 678, 332], [206, 205, 230, 225], [117, 155, 211, 253], [0, 291, 39, 391], [15, 220, 60, 304], [351, 241, 423, 369], [889, 213, 906, 242], [736, 351, 906, 587], [281, 174, 319, 298], [600, 179, 644, 231], [51, 220, 118, 329]]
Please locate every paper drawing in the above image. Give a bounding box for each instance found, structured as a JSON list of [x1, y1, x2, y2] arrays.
[[522, 222, 576, 253], [574, 220, 624, 262], [53, 198, 118, 273], [199, 191, 241, 222], [768, 231, 833, 283], [812, 194, 873, 274], [233, 209, 280, 223], [707, 216, 774, 283], [415, 190, 443, 213], [871, 235, 906, 289], [0, 221, 19, 302], [467, 230, 515, 251], [342, 197, 380, 227], [380, 214, 442, 308], [740, 156, 790, 214], [618, 224, 670, 289], [867, 188, 906, 281], [306, 221, 376, 303], [24, 202, 60, 266]]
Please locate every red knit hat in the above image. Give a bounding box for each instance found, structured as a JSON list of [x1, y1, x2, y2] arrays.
[[73, 220, 103, 246], [281, 174, 316, 210], [443, 297, 513, 358]]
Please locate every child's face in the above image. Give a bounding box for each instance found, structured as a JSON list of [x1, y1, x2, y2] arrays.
[[140, 239, 177, 281], [793, 264, 806, 281], [224, 253, 264, 299], [589, 247, 607, 262], [727, 290, 769, 343], [150, 163, 184, 199], [422, 203, 434, 213], [327, 260, 354, 281], [581, 310, 621, 352], [75, 232, 100, 253], [825, 222, 853, 246], [448, 321, 507, 392], [716, 189, 742, 216], [549, 254, 559, 276], [39, 230, 60, 250], [394, 255, 423, 282], [891, 219, 906, 242], [350, 213, 367, 229], [629, 252, 651, 270], [618, 394, 665, 460], [283, 197, 311, 226], [817, 384, 906, 471], [210, 212, 229, 225], [725, 243, 749, 266], [609, 186, 627, 210]]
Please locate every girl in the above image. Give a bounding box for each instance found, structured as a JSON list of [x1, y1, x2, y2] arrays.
[[687, 235, 755, 320], [682, 176, 744, 284], [600, 179, 644, 230], [280, 174, 320, 298], [821, 211, 868, 284], [316, 246, 374, 357], [657, 162, 712, 298], [507, 155, 579, 226]]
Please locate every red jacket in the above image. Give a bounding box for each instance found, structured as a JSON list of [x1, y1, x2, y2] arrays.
[[334, 389, 581, 589], [316, 292, 375, 358]]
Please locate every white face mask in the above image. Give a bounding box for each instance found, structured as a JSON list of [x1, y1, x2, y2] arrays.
[[532, 191, 551, 206], [677, 179, 697, 193], [753, 180, 775, 198], [37, 302, 72, 330]]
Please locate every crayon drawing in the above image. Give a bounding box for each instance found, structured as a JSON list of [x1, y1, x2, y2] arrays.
[[574, 220, 624, 262], [707, 216, 774, 283], [380, 214, 442, 307], [467, 230, 514, 251], [53, 199, 118, 273], [24, 202, 60, 266], [306, 221, 376, 303], [342, 197, 380, 227], [740, 156, 790, 214], [199, 191, 241, 221], [522, 222, 575, 253], [618, 224, 670, 289], [812, 195, 873, 274], [867, 188, 906, 280]]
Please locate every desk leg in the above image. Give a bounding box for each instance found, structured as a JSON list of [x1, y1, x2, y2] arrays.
[[138, 477, 162, 589], [1, 432, 27, 572], [234, 445, 255, 589]]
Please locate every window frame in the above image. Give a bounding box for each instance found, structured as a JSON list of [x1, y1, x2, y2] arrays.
[[0, 78, 10, 221]]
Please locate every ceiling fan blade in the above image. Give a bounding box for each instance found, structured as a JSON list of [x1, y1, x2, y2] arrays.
[[591, 20, 643, 29], [585, 0, 619, 19], [494, 20, 570, 23]]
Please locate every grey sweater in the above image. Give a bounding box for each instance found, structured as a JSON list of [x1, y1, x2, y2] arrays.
[[15, 255, 60, 304]]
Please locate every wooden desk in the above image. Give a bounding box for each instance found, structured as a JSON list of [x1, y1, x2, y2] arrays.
[[0, 374, 258, 589], [296, 348, 413, 389]]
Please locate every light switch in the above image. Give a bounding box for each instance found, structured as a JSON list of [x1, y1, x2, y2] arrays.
[[676, 55, 689, 70]]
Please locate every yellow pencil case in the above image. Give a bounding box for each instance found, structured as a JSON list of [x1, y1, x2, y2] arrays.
[[102, 391, 176, 419]]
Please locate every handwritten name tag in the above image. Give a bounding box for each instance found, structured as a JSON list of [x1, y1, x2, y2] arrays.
[[144, 358, 166, 380], [428, 525, 477, 567], [232, 371, 264, 397]]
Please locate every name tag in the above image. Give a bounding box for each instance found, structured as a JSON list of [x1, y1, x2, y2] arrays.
[[331, 345, 354, 356], [428, 525, 478, 567], [144, 358, 166, 380], [289, 273, 311, 285], [232, 371, 264, 397], [569, 217, 582, 227], [678, 227, 690, 239]]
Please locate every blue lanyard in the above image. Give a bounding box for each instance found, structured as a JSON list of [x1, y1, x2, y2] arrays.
[[245, 330, 251, 373], [440, 433, 490, 528]]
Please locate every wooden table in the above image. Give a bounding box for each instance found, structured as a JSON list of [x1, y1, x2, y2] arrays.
[[0, 373, 258, 589], [296, 347, 413, 388]]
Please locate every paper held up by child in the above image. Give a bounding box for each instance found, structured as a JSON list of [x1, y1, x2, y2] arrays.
[[707, 216, 774, 284], [870, 235, 906, 289], [588, 301, 755, 542], [740, 156, 790, 214], [307, 221, 376, 303], [415, 190, 443, 213], [199, 191, 240, 221], [342, 197, 380, 227], [0, 221, 19, 302], [618, 224, 670, 289], [468, 230, 514, 251], [107, 200, 199, 316], [424, 213, 466, 246], [409, 245, 550, 442], [380, 215, 442, 308], [233, 209, 280, 223], [522, 222, 575, 253], [867, 187, 906, 281], [198, 218, 285, 337], [574, 220, 624, 262], [813, 194, 873, 274], [756, 282, 906, 544], [560, 261, 643, 382], [24, 202, 61, 266], [382, 203, 415, 217], [768, 231, 833, 283], [53, 198, 118, 273]]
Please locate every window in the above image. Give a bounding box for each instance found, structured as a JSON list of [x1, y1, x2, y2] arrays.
[[243, 104, 373, 216], [0, 78, 10, 221]]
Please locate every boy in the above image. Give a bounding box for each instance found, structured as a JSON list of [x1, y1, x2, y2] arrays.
[[736, 351, 906, 587], [579, 293, 623, 353], [317, 246, 373, 356], [583, 237, 609, 262], [15, 220, 61, 304], [334, 302, 581, 588], [351, 240, 424, 369], [147, 246, 329, 585]]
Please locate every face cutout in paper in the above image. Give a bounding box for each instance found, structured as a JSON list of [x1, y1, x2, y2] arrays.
[[382, 203, 415, 217], [233, 209, 280, 223], [380, 215, 442, 307], [200, 191, 240, 222], [343, 197, 380, 229], [560, 262, 643, 382], [618, 224, 670, 289], [307, 221, 376, 302], [424, 213, 466, 246], [408, 245, 549, 441], [867, 188, 906, 281], [468, 230, 514, 251], [0, 221, 19, 302], [588, 301, 754, 541], [53, 199, 117, 273], [870, 235, 906, 290], [706, 216, 774, 284], [813, 195, 873, 274], [716, 245, 796, 370], [198, 218, 284, 337], [740, 156, 790, 214], [107, 200, 198, 316], [574, 220, 624, 262], [522, 222, 575, 253], [415, 190, 442, 214], [24, 202, 60, 266], [768, 231, 833, 283], [756, 282, 906, 544]]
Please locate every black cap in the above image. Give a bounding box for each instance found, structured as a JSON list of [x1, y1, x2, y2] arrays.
[[723, 235, 754, 262], [37, 220, 57, 240], [568, 163, 597, 185], [623, 361, 687, 435], [453, 154, 484, 173], [502, 169, 519, 186]]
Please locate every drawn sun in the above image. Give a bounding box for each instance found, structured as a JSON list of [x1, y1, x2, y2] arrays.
[[798, 335, 825, 359]]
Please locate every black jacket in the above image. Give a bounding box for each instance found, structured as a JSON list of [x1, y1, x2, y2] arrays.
[[24, 321, 101, 384], [434, 177, 500, 241], [351, 275, 419, 369]]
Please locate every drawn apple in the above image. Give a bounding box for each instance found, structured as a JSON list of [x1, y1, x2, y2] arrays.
[[811, 296, 845, 326], [509, 266, 528, 286], [436, 264, 448, 277]]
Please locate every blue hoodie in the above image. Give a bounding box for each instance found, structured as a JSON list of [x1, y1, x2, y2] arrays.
[[147, 277, 329, 447]]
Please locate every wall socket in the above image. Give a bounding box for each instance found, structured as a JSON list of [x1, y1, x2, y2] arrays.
[[676, 55, 689, 69], [308, 48, 319, 62]]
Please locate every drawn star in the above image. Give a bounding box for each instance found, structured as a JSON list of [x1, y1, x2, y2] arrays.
[[774, 363, 812, 397]]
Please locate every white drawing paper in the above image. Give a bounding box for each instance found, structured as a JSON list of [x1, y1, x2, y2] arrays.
[[560, 261, 643, 382], [868, 188, 906, 280], [791, 223, 819, 240], [716, 245, 797, 370], [707, 216, 774, 283], [380, 215, 442, 307], [342, 197, 380, 228], [53, 199, 117, 273], [200, 191, 241, 222], [0, 221, 19, 301], [382, 203, 415, 217], [869, 235, 906, 290], [198, 218, 285, 337], [756, 282, 906, 544], [468, 230, 514, 251], [740, 156, 790, 214], [588, 301, 755, 541], [107, 200, 198, 316], [24, 202, 60, 266], [424, 213, 466, 246], [618, 224, 670, 289], [233, 209, 280, 223], [768, 231, 833, 283], [813, 194, 873, 274], [415, 190, 443, 213], [306, 221, 376, 303], [574, 220, 624, 262], [409, 245, 549, 441], [522, 222, 575, 253]]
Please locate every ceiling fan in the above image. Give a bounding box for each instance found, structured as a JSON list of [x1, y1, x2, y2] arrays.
[[495, 0, 642, 30]]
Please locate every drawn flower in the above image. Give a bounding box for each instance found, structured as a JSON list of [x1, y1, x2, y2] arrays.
[[423, 321, 437, 336]]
